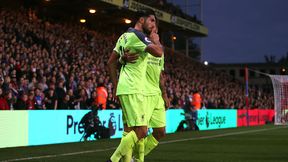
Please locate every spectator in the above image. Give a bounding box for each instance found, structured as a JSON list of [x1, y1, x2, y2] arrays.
[[2, 76, 11, 93], [0, 88, 9, 110], [14, 93, 28, 110], [34, 88, 45, 110], [86, 90, 97, 110], [106, 93, 119, 109], [5, 91, 16, 110], [58, 94, 72, 109], [67, 88, 76, 109], [44, 88, 58, 110], [191, 90, 202, 110], [55, 79, 66, 108], [74, 88, 88, 109], [28, 77, 38, 91], [26, 90, 35, 110], [95, 78, 108, 110]]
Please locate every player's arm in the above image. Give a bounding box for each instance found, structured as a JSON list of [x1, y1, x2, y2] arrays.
[[107, 51, 120, 98], [145, 32, 163, 57], [120, 50, 139, 64], [54, 100, 58, 110], [160, 71, 170, 109]]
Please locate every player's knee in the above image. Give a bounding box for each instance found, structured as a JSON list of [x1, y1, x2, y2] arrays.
[[153, 128, 166, 140], [134, 126, 148, 139], [124, 124, 132, 132], [159, 130, 166, 139]]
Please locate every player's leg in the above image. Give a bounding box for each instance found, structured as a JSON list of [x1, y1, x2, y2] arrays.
[[151, 127, 165, 141], [131, 95, 149, 162], [120, 113, 133, 162], [109, 130, 138, 162], [109, 94, 148, 162], [120, 126, 148, 162], [128, 95, 149, 162], [130, 95, 153, 162], [109, 95, 138, 162], [144, 94, 166, 156], [133, 126, 148, 162], [133, 94, 166, 160]]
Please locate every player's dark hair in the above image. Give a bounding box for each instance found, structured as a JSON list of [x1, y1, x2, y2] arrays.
[[134, 8, 156, 21]]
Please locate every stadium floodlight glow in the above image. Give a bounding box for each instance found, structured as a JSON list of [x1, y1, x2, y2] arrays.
[[172, 36, 177, 41], [282, 68, 286, 72], [204, 61, 209, 66], [80, 19, 86, 23], [89, 9, 96, 14], [124, 18, 132, 24]]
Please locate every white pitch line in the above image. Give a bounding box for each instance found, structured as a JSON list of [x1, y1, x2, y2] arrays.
[[1, 147, 117, 162], [160, 126, 286, 144], [2, 126, 287, 162]]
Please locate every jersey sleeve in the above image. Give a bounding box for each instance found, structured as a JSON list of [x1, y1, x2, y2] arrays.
[[113, 35, 123, 56], [128, 30, 152, 53]]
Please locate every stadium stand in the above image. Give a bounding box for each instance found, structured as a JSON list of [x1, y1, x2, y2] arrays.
[[0, 6, 273, 111], [137, 0, 202, 24]]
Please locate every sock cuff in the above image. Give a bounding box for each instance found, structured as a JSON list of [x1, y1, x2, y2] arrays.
[[138, 138, 144, 143], [123, 131, 128, 137], [129, 130, 138, 143], [150, 134, 159, 145]]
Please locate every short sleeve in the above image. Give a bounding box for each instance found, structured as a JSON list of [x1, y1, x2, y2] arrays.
[[127, 28, 152, 53], [113, 35, 123, 56]]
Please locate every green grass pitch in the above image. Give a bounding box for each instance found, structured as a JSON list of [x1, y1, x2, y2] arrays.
[[1, 124, 287, 162]]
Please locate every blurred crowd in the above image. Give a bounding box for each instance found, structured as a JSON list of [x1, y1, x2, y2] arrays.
[[0, 9, 118, 110], [0, 8, 273, 110], [164, 50, 274, 109]]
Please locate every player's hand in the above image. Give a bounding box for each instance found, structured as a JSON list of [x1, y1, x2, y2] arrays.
[[122, 50, 139, 63], [149, 32, 160, 45], [112, 87, 119, 103], [162, 94, 170, 110]]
